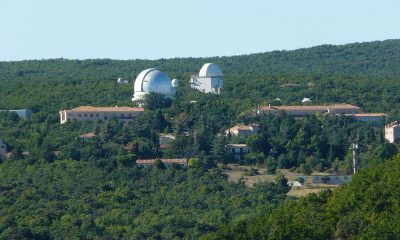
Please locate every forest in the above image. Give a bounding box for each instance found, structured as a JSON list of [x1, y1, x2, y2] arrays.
[[1, 39, 400, 239]]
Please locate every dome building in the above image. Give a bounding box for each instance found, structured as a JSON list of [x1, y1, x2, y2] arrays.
[[190, 63, 223, 94], [132, 68, 177, 101]]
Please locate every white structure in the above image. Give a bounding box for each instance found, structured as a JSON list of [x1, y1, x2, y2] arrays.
[[190, 63, 223, 94], [117, 77, 128, 84], [0, 139, 6, 160], [288, 181, 303, 187], [226, 144, 249, 160], [132, 68, 177, 101], [59, 106, 144, 124], [302, 98, 312, 103], [385, 122, 400, 143], [225, 124, 259, 137]]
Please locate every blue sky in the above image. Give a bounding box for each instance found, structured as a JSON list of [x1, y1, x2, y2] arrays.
[[1, 0, 399, 61]]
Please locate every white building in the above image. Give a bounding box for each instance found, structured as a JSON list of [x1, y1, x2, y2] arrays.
[[226, 144, 249, 160], [385, 122, 400, 143], [0, 139, 6, 160], [190, 63, 223, 94], [59, 106, 144, 124], [132, 68, 177, 101], [225, 124, 259, 137]]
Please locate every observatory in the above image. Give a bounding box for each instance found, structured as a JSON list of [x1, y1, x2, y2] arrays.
[[132, 68, 177, 101], [190, 63, 223, 94]]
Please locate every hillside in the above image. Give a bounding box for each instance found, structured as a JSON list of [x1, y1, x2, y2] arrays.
[[1, 40, 400, 239], [1, 39, 400, 118]]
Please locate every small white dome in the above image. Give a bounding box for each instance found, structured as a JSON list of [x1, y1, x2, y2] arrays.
[[171, 79, 179, 87], [199, 63, 223, 77], [302, 98, 312, 103]]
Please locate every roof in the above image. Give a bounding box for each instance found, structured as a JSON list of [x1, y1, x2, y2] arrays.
[[349, 113, 387, 117], [199, 63, 223, 77], [136, 158, 188, 165], [227, 144, 247, 148], [79, 132, 97, 138], [65, 106, 144, 113], [258, 103, 360, 112], [386, 122, 400, 128], [226, 124, 258, 132]]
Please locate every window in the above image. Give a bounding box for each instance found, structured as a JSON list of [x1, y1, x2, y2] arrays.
[[129, 113, 132, 117], [78, 114, 81, 117], [90, 114, 93, 117], [121, 113, 124, 117], [96, 113, 99, 117], [84, 114, 87, 117]]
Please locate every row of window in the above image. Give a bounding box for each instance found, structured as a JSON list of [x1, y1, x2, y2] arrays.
[[76, 113, 134, 118]]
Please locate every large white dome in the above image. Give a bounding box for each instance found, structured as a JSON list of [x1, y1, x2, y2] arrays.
[[133, 68, 175, 101], [198, 63, 223, 77]]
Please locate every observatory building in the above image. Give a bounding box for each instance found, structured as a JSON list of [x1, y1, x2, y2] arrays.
[[132, 68, 177, 101], [190, 63, 223, 94]]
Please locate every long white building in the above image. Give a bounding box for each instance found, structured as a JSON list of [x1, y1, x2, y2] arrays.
[[190, 63, 223, 94], [59, 106, 144, 124]]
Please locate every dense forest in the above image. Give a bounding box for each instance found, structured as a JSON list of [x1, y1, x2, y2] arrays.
[[1, 39, 400, 239]]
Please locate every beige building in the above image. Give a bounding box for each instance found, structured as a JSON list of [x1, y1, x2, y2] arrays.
[[59, 106, 144, 124], [257, 103, 361, 117], [385, 122, 400, 143], [225, 124, 259, 137]]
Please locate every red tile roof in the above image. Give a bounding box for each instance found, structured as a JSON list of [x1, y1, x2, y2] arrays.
[[66, 106, 144, 113]]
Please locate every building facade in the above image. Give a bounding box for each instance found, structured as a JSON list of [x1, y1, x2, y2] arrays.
[[226, 144, 249, 160], [190, 63, 223, 94], [385, 122, 400, 143], [257, 103, 361, 117], [225, 124, 259, 137], [59, 106, 144, 124], [348, 113, 387, 124]]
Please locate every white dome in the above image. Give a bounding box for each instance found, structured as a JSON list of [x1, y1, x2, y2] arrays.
[[171, 79, 179, 87], [199, 63, 223, 77], [133, 68, 175, 100]]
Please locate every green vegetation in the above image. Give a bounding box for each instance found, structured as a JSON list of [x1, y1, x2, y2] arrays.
[[1, 39, 400, 239], [206, 155, 400, 239]]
